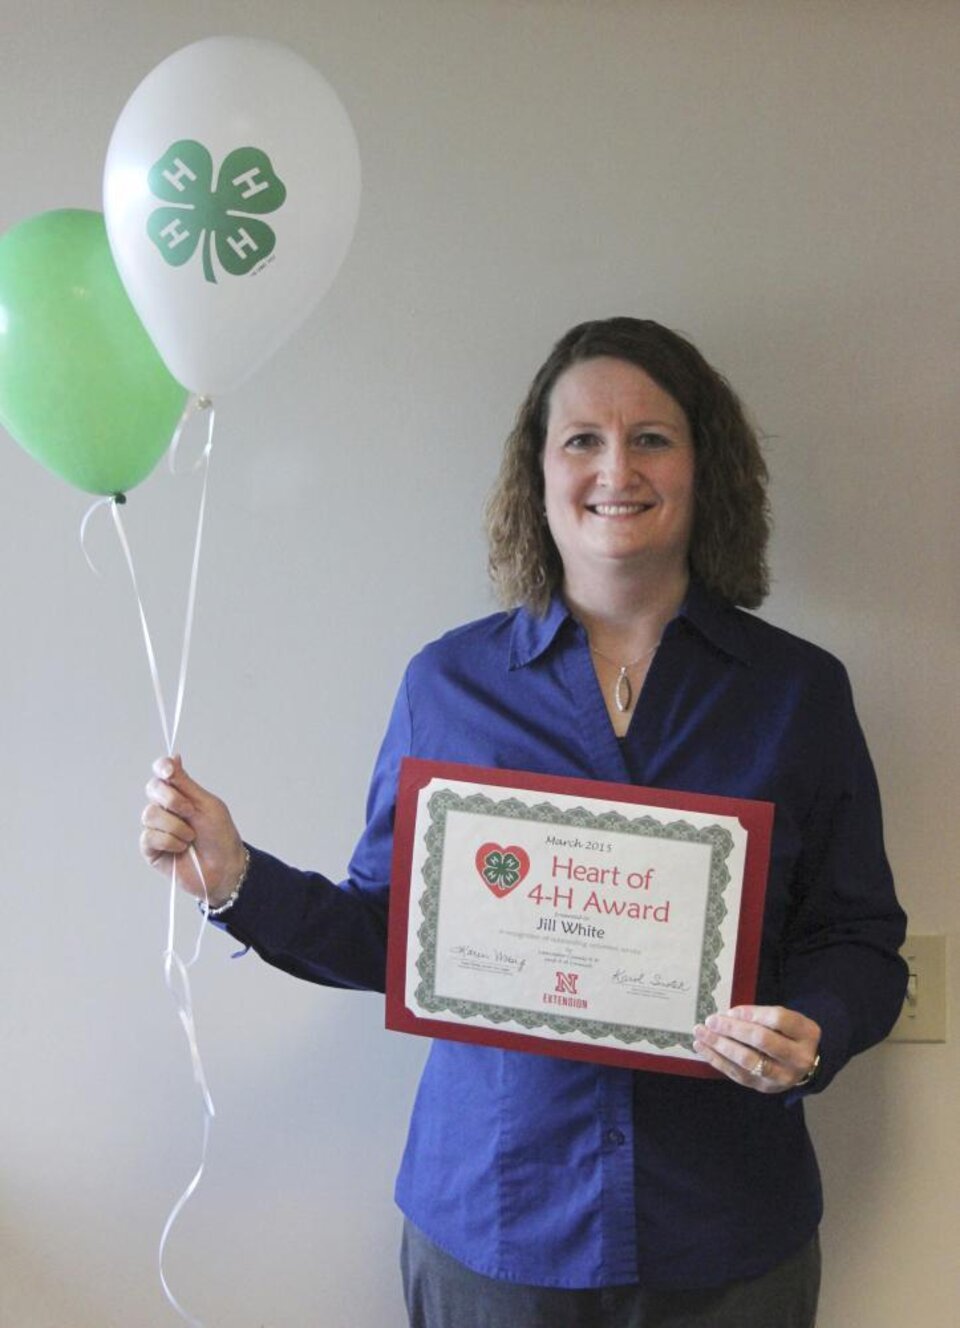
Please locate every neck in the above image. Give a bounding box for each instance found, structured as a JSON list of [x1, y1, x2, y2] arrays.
[[563, 563, 690, 656]]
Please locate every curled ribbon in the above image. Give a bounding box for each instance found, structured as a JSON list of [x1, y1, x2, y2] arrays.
[[82, 396, 218, 1326]]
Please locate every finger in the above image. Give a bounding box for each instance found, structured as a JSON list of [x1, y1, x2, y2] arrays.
[[152, 754, 177, 780], [695, 1025, 773, 1070], [692, 1036, 787, 1094], [701, 1012, 774, 1054], [694, 1015, 796, 1074], [145, 776, 195, 818], [140, 837, 170, 869], [726, 1005, 817, 1042], [721, 1008, 822, 1079], [151, 754, 211, 804], [703, 1010, 811, 1058], [140, 825, 193, 860], [141, 803, 196, 845], [696, 1012, 819, 1086]]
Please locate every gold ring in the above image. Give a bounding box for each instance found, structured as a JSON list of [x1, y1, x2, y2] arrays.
[[750, 1054, 767, 1078]]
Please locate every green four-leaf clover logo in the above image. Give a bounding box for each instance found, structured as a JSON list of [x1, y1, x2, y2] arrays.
[[475, 842, 530, 898], [147, 140, 287, 284], [481, 850, 524, 890]]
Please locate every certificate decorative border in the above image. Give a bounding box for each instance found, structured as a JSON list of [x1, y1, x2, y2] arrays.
[[412, 787, 734, 1053]]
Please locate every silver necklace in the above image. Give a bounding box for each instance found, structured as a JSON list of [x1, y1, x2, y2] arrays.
[[589, 641, 660, 713]]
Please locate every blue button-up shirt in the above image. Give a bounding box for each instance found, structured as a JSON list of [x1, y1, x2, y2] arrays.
[[221, 583, 906, 1289]]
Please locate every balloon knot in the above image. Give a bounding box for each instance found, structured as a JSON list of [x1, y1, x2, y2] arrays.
[[113, 492, 127, 505]]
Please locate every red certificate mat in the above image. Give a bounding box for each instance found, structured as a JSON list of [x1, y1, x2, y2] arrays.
[[386, 759, 773, 1078]]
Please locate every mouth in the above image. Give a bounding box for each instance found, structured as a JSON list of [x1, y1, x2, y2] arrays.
[[586, 502, 654, 517]]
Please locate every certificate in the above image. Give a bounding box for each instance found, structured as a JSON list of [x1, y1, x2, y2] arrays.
[[386, 760, 773, 1078]]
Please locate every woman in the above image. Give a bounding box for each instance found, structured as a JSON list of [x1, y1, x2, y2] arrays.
[[141, 318, 907, 1327]]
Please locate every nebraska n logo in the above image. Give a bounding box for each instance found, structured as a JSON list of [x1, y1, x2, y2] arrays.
[[147, 139, 287, 283], [555, 971, 579, 995]]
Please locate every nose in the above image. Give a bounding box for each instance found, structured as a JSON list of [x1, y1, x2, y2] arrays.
[[598, 438, 637, 489]]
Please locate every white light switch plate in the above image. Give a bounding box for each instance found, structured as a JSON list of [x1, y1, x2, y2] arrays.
[[887, 934, 947, 1043]]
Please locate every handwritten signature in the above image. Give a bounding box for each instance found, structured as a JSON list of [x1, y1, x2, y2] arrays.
[[451, 944, 526, 972], [611, 968, 691, 993]]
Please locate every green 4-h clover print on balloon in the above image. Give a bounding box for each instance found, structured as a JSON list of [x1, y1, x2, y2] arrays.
[[104, 37, 361, 397], [147, 141, 287, 284]]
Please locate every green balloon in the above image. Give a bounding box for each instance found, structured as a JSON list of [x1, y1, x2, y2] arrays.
[[0, 208, 187, 495]]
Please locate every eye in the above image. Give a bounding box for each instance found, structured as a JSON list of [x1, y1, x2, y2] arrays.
[[631, 432, 671, 450], [562, 433, 601, 451]]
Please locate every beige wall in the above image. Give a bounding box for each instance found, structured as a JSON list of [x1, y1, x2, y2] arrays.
[[1, 2, 957, 1324]]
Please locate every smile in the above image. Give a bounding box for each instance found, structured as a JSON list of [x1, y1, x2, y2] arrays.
[[587, 503, 653, 517]]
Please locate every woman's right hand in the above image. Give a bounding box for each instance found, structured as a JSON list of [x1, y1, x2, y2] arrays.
[[140, 755, 247, 907]]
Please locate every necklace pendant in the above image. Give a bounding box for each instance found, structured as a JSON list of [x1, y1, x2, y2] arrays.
[[615, 667, 633, 713]]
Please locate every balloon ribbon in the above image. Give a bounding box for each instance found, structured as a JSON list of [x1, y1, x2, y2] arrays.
[[83, 397, 217, 1327]]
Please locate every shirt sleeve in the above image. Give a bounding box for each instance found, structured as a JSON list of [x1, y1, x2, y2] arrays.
[[212, 669, 414, 993], [779, 663, 908, 1096]]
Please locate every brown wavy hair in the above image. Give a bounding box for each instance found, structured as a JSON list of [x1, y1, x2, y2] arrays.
[[485, 317, 770, 614]]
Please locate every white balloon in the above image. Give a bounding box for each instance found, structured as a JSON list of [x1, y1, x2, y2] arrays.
[[104, 37, 361, 396]]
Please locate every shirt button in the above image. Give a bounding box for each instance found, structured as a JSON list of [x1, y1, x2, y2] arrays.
[[605, 1128, 626, 1146]]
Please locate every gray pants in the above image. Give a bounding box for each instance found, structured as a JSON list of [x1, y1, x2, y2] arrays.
[[401, 1221, 820, 1328]]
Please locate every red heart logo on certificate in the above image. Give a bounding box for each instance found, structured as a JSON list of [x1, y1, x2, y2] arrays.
[[475, 842, 530, 897]]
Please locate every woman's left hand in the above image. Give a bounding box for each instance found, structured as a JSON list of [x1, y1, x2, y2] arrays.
[[692, 1006, 821, 1094]]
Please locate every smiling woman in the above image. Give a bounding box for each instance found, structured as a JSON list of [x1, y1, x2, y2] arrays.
[[486, 318, 772, 737], [140, 316, 907, 1328]]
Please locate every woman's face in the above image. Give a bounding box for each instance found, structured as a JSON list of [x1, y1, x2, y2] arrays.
[[541, 356, 695, 589]]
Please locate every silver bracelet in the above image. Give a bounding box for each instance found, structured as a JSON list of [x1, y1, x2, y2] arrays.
[[203, 847, 251, 917]]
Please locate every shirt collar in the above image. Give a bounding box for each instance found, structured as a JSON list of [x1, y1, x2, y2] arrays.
[[508, 578, 752, 670], [674, 578, 752, 664], [508, 594, 571, 669]]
